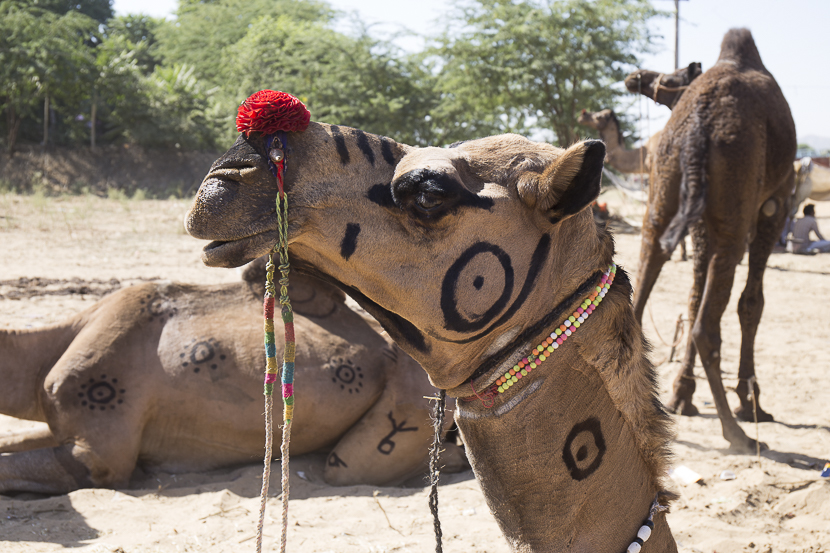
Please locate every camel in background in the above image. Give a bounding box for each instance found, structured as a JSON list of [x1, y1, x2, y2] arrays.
[[0, 261, 462, 494], [625, 62, 704, 110], [578, 108, 660, 175], [632, 29, 796, 448], [578, 61, 700, 175], [580, 65, 700, 258]]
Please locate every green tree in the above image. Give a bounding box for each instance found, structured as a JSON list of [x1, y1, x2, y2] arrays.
[[428, 0, 659, 145], [157, 0, 333, 86], [30, 0, 113, 23], [0, 2, 98, 151], [104, 15, 164, 73], [220, 15, 438, 145]]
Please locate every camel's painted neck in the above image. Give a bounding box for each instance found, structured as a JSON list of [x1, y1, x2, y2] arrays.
[[597, 122, 647, 174], [0, 323, 80, 421], [453, 277, 676, 552]]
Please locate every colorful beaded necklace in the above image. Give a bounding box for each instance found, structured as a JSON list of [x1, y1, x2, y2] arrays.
[[466, 263, 616, 403]]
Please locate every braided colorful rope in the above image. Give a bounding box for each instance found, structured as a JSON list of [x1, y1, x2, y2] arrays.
[[237, 90, 309, 553], [264, 133, 296, 420]]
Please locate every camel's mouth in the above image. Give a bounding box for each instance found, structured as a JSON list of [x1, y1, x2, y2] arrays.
[[201, 231, 279, 268]]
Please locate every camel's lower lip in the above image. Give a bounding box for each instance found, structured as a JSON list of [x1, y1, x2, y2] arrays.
[[200, 231, 279, 268]]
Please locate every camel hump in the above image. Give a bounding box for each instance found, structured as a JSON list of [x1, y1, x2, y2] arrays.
[[717, 28, 765, 70]]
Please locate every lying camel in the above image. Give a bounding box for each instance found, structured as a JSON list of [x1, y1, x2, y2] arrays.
[[0, 261, 460, 494], [186, 116, 678, 548], [632, 29, 796, 439]]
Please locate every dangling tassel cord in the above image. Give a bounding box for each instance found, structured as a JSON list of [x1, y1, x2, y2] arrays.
[[257, 155, 294, 553]]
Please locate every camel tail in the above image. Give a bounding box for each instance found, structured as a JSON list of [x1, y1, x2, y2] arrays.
[[659, 112, 708, 255]]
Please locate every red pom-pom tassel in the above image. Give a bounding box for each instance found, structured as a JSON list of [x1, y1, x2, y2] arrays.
[[236, 90, 311, 136]]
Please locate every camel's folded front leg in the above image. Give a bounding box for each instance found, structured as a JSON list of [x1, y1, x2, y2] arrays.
[[0, 444, 92, 494], [0, 426, 58, 454]]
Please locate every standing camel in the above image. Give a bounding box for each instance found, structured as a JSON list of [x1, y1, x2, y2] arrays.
[[632, 29, 796, 445], [185, 117, 678, 549], [582, 64, 701, 260], [625, 62, 703, 110], [578, 62, 700, 176]]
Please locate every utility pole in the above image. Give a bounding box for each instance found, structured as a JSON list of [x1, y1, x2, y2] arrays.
[[671, 0, 688, 70], [674, 0, 680, 69]]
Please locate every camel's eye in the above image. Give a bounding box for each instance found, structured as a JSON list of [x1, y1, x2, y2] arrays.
[[414, 193, 444, 214], [269, 148, 284, 163]]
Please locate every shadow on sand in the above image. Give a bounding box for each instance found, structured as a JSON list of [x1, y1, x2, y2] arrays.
[[0, 452, 475, 547]]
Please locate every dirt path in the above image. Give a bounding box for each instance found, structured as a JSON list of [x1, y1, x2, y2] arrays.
[[1, 192, 828, 552]]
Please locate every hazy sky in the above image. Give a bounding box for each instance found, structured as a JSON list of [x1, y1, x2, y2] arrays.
[[112, 0, 830, 144]]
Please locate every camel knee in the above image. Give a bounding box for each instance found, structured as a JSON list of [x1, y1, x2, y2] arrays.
[[737, 291, 764, 326], [691, 324, 720, 365]]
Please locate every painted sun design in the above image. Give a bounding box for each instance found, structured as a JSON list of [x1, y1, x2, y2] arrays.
[[329, 357, 364, 394], [77, 375, 126, 411], [179, 337, 227, 373], [139, 293, 178, 323]]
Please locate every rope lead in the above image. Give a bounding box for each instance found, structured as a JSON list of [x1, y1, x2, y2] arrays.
[[257, 142, 294, 553]]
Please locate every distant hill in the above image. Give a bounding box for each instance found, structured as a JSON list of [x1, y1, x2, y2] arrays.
[[799, 135, 830, 152]]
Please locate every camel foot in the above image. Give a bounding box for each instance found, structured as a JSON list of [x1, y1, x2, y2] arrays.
[[734, 404, 774, 423], [666, 396, 699, 417], [727, 436, 768, 455]]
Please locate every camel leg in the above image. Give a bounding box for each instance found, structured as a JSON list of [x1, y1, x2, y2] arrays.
[[733, 204, 786, 422], [667, 230, 709, 415], [322, 398, 434, 486], [691, 247, 755, 452], [0, 444, 93, 494], [0, 426, 58, 453], [323, 349, 462, 486]]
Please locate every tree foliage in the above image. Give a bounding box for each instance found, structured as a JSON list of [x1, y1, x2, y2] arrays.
[[428, 0, 659, 145], [219, 16, 437, 145], [31, 0, 113, 24], [0, 1, 99, 151], [0, 0, 661, 153], [157, 0, 333, 86]]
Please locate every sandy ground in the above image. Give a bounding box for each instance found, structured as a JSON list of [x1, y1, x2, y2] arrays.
[[1, 190, 828, 552]]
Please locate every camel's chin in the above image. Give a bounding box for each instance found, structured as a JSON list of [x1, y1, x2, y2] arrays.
[[201, 231, 278, 268]]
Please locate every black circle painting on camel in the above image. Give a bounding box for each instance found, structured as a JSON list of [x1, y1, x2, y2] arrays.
[[441, 242, 514, 332], [562, 417, 606, 481]]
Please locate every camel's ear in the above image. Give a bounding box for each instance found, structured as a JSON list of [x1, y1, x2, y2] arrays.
[[517, 140, 605, 224], [687, 62, 703, 82]]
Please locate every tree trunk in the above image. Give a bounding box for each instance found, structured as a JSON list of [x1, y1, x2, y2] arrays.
[[91, 92, 97, 150], [6, 104, 20, 154], [43, 94, 50, 147]]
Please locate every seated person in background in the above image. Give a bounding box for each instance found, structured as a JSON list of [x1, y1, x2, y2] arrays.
[[790, 204, 830, 253]]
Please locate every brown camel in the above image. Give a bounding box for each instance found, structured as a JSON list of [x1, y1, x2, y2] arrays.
[[185, 121, 678, 550], [631, 29, 796, 446], [577, 108, 661, 174], [0, 261, 463, 494], [578, 66, 700, 175], [624, 62, 703, 110]]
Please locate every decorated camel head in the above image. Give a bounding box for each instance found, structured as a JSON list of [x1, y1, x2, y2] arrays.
[[632, 29, 796, 450], [624, 61, 703, 109], [0, 265, 462, 494], [186, 95, 678, 551], [577, 108, 660, 174]]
